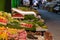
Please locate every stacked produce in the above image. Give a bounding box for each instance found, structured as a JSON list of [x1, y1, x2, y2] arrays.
[[0, 16, 8, 25], [0, 11, 27, 40], [0, 11, 13, 23], [0, 11, 20, 28], [19, 15, 48, 31], [0, 11, 48, 40], [0, 27, 27, 40], [0, 11, 48, 31]]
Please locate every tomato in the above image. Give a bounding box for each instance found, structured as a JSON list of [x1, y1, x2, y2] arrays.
[[12, 13, 24, 17], [21, 23, 33, 28]]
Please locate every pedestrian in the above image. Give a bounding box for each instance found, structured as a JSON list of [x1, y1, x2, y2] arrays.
[[37, 0, 42, 9], [30, 0, 33, 7], [20, 0, 23, 6]]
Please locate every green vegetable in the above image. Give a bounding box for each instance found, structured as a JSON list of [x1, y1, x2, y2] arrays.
[[24, 15, 37, 20], [6, 21, 23, 29]]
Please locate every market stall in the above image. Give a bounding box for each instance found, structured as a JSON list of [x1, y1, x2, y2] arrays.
[[0, 0, 53, 39], [0, 11, 53, 40]]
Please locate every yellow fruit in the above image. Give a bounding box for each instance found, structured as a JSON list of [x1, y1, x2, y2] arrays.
[[7, 28, 17, 34], [0, 26, 6, 30], [0, 31, 8, 40], [42, 25, 48, 29], [0, 12, 2, 16], [7, 13, 11, 17]]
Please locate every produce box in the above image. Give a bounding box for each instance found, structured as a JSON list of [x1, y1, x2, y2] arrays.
[[27, 31, 53, 40]]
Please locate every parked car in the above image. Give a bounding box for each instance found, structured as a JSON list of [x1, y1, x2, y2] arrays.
[[53, 1, 60, 13]]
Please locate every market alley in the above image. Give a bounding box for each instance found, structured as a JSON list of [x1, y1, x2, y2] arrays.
[[38, 9, 60, 40]]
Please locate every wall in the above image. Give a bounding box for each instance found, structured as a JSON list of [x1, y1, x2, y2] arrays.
[[0, 0, 11, 12], [0, 0, 5, 11]]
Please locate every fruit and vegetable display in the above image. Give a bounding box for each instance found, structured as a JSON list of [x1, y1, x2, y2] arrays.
[[0, 11, 21, 29], [0, 27, 27, 40], [12, 12, 24, 19], [20, 14, 48, 31], [0, 16, 8, 25], [0, 11, 53, 40], [0, 11, 48, 31]]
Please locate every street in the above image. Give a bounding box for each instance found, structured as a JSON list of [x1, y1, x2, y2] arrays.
[[38, 9, 60, 40]]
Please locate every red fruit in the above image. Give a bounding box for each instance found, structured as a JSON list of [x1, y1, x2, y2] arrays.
[[0, 18, 8, 25], [0, 18, 3, 22], [12, 13, 24, 17], [0, 32, 3, 34], [2, 19, 7, 23], [26, 24, 33, 28]]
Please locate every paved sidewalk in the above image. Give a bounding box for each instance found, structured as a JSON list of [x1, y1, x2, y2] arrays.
[[38, 9, 60, 40]]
